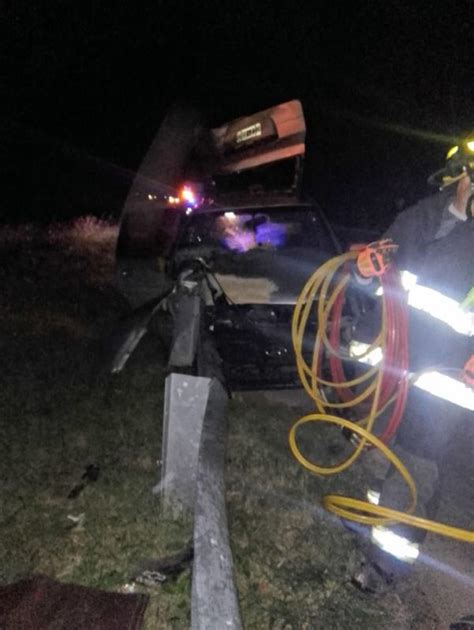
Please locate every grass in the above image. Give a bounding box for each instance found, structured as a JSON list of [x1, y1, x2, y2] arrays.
[[0, 216, 425, 628], [0, 217, 191, 627], [225, 393, 415, 629]]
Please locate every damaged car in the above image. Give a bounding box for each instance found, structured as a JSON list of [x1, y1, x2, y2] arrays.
[[113, 100, 365, 388]]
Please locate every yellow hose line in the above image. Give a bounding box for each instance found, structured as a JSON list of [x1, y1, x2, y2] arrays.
[[292, 252, 382, 404], [290, 252, 474, 544], [289, 413, 474, 542]]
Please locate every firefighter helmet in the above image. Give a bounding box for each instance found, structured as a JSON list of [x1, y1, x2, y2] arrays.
[[428, 132, 474, 188]]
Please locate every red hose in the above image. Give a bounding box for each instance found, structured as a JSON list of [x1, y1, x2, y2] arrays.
[[324, 263, 409, 444]]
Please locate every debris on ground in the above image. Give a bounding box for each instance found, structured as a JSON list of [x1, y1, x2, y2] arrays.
[[132, 543, 194, 587], [68, 464, 101, 499]]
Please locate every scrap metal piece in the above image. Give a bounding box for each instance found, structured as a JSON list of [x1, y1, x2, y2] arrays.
[[67, 464, 100, 499], [133, 544, 194, 587], [109, 291, 172, 373]]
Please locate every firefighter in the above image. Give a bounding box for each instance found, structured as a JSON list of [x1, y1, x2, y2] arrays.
[[351, 135, 474, 597]]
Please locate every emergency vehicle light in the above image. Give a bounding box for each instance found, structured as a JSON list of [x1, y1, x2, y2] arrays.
[[166, 185, 201, 208], [180, 186, 197, 206]]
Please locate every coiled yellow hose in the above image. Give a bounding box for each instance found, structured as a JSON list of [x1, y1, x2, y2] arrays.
[[289, 253, 474, 543]]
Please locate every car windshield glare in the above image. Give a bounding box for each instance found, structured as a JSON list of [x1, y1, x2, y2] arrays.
[[179, 207, 326, 254]]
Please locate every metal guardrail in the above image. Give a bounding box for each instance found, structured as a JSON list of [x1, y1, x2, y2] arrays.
[[191, 378, 242, 630], [110, 264, 242, 626]]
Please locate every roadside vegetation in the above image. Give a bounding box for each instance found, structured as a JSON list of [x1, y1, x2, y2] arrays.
[[0, 217, 432, 628]]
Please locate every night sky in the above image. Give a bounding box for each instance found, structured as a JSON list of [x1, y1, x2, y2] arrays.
[[4, 1, 473, 228]]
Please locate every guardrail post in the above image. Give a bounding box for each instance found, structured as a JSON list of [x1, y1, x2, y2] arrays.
[[161, 373, 211, 515]]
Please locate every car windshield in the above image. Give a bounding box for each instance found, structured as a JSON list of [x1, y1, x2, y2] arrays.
[[178, 206, 330, 253], [174, 205, 336, 304]]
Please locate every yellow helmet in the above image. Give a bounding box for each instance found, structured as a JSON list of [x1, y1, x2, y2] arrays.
[[428, 133, 474, 188]]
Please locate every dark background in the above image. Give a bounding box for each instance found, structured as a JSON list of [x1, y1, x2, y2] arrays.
[[3, 1, 473, 229]]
